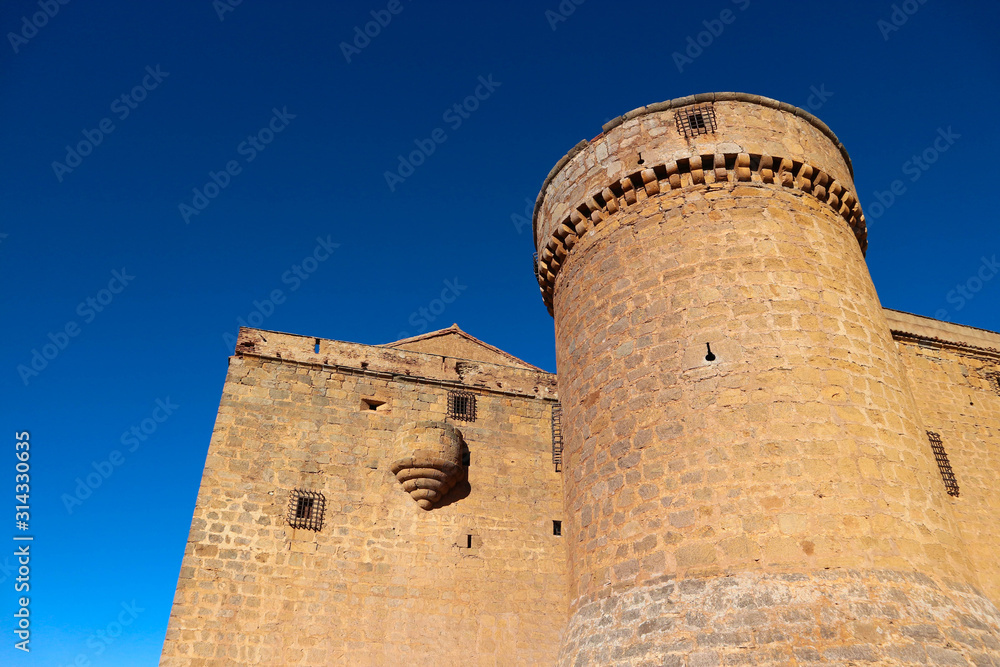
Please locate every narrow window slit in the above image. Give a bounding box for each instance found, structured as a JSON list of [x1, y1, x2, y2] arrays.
[[296, 497, 313, 519], [705, 343, 716, 362]]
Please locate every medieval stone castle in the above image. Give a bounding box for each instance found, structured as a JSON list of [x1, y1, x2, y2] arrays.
[[160, 93, 1000, 665]]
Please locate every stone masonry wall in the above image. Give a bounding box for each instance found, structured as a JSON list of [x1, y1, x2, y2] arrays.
[[547, 181, 1000, 664], [160, 330, 565, 666], [891, 322, 1000, 606], [560, 570, 1000, 666]]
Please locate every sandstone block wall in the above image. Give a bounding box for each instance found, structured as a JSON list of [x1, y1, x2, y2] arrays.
[[888, 310, 1000, 604], [160, 328, 565, 666]]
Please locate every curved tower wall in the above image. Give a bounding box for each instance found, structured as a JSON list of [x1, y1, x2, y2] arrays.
[[534, 93, 1000, 664]]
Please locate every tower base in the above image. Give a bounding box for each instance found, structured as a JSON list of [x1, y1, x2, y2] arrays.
[[559, 569, 1000, 666]]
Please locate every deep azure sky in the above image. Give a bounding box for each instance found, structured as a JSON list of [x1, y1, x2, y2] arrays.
[[2, 1, 998, 664]]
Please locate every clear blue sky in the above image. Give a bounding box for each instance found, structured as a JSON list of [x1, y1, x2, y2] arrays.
[[2, 1, 998, 664]]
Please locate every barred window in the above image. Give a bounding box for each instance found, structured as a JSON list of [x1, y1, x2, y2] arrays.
[[926, 432, 959, 497], [448, 391, 476, 422], [675, 104, 717, 139], [287, 489, 325, 531]]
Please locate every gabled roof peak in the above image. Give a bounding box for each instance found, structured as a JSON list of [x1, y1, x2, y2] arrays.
[[383, 324, 543, 372]]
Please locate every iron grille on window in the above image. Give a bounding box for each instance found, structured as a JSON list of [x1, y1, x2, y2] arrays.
[[551, 403, 563, 473], [448, 391, 476, 422], [926, 432, 959, 497], [675, 104, 717, 139], [287, 489, 326, 531]]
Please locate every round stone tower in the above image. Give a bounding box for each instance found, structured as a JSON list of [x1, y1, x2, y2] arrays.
[[534, 93, 1000, 664]]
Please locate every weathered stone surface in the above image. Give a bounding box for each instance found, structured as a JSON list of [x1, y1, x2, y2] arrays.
[[160, 327, 564, 665], [537, 96, 1000, 666], [559, 571, 1000, 666]]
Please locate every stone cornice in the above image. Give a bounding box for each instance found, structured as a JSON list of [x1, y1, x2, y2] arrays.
[[534, 152, 867, 314], [884, 308, 1000, 361], [889, 332, 1000, 362]]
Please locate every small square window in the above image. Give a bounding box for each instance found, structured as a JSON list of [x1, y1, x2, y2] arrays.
[[675, 104, 717, 139], [553, 520, 562, 536], [362, 398, 386, 411], [448, 391, 477, 422], [296, 497, 313, 518], [287, 489, 326, 531]]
